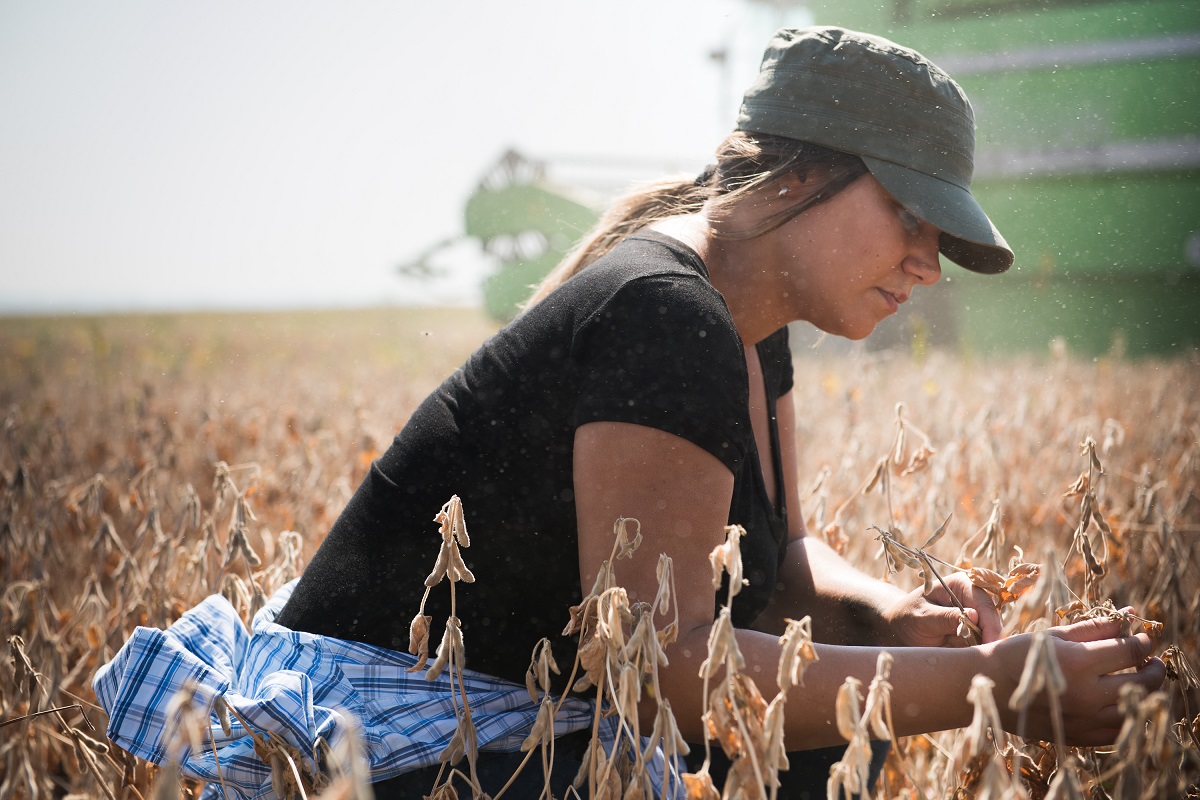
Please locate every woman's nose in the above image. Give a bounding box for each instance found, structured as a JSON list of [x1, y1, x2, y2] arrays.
[[905, 227, 942, 285]]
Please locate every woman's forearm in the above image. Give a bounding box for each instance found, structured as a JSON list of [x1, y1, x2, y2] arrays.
[[651, 612, 1162, 752], [653, 622, 985, 750], [755, 536, 907, 644]]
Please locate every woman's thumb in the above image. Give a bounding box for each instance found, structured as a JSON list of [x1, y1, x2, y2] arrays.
[[926, 606, 978, 644]]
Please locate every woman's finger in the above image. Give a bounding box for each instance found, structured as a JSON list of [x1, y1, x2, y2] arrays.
[[928, 573, 1003, 644], [1097, 655, 1167, 697], [1062, 658, 1165, 745], [1046, 614, 1124, 645], [1083, 632, 1157, 675], [965, 584, 1003, 643]]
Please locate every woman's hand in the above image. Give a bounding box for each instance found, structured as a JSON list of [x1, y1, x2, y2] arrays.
[[989, 615, 1166, 746], [882, 571, 1004, 647]]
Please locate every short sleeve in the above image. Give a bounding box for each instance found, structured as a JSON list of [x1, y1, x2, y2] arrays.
[[571, 275, 749, 473]]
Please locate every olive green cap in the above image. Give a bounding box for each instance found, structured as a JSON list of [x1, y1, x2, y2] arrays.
[[737, 26, 1013, 274]]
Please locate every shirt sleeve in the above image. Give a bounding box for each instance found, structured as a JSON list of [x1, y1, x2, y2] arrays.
[[570, 274, 749, 473]]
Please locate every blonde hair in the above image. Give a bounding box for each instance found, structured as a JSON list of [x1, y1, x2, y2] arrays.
[[524, 132, 868, 309]]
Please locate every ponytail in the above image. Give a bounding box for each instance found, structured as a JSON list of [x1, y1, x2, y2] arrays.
[[523, 132, 867, 310], [523, 175, 712, 308]]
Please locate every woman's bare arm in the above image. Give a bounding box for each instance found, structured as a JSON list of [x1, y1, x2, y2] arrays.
[[571, 420, 1164, 750], [756, 390, 1003, 645]]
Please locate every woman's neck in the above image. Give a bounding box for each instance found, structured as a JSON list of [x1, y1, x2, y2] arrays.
[[648, 212, 796, 347]]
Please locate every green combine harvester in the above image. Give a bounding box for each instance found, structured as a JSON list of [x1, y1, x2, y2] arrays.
[[413, 0, 1197, 355], [463, 151, 598, 322], [397, 151, 598, 323]]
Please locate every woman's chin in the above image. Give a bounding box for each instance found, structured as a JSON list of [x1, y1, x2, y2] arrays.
[[821, 323, 874, 341]]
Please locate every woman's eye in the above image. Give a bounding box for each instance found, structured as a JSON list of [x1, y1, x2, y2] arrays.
[[898, 208, 922, 235]]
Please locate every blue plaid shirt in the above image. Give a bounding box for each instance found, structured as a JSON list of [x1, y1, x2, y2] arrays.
[[93, 580, 645, 799]]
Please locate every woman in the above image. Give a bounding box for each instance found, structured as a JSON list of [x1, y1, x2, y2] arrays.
[[96, 26, 1164, 799]]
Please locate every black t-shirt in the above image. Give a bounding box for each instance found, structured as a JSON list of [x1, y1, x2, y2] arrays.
[[276, 231, 794, 691]]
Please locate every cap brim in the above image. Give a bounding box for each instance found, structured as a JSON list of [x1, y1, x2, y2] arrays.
[[862, 156, 1013, 274]]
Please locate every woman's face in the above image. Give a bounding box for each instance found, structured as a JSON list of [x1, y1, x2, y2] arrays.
[[771, 173, 942, 340]]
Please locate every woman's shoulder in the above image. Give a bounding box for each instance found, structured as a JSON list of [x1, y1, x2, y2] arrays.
[[565, 232, 727, 316], [509, 231, 730, 340], [490, 231, 741, 381], [589, 229, 712, 284], [576, 241, 734, 335]]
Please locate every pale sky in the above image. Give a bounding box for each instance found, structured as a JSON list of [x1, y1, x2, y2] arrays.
[[0, 1, 809, 313]]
